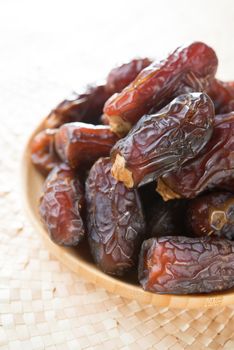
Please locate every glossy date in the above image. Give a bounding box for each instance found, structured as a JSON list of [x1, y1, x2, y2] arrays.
[[43, 59, 152, 130], [111, 93, 214, 188], [55, 122, 119, 169], [157, 113, 234, 200], [104, 42, 218, 135], [85, 157, 145, 276], [187, 192, 234, 240], [44, 85, 111, 129], [138, 236, 234, 294], [208, 79, 234, 113], [39, 164, 85, 246], [106, 58, 152, 94], [31, 128, 60, 176]]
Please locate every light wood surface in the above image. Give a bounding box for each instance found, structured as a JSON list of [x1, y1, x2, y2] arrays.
[[22, 121, 234, 309]]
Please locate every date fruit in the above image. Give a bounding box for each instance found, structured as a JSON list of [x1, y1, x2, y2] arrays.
[[187, 192, 234, 240], [39, 164, 85, 246], [85, 157, 145, 276], [44, 85, 111, 129], [111, 93, 214, 188], [106, 58, 152, 94], [208, 79, 234, 113], [138, 236, 234, 294], [43, 59, 152, 130], [157, 113, 234, 200], [31, 128, 60, 176], [55, 122, 119, 168], [104, 42, 218, 135]]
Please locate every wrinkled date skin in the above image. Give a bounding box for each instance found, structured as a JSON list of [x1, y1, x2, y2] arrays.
[[148, 199, 189, 238], [85, 157, 145, 276], [55, 122, 119, 169], [104, 42, 218, 135], [106, 58, 152, 94], [31, 129, 60, 176], [39, 164, 85, 246], [111, 93, 214, 188], [157, 113, 234, 200], [208, 79, 234, 113], [138, 236, 234, 294], [187, 192, 234, 240], [44, 85, 111, 129]]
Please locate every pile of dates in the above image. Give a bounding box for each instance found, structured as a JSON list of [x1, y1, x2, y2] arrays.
[[31, 42, 234, 295]]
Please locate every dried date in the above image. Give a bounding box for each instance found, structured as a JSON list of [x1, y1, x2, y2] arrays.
[[39, 164, 85, 246], [106, 58, 152, 94], [138, 236, 234, 294], [111, 93, 214, 188], [104, 42, 218, 135], [187, 192, 234, 240], [44, 85, 111, 129], [157, 112, 234, 200], [43, 59, 152, 130], [55, 122, 119, 169], [207, 79, 234, 113], [85, 157, 145, 276], [31, 128, 60, 176]]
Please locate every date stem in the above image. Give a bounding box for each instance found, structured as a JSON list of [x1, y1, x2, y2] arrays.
[[157, 178, 181, 201], [111, 154, 134, 188]]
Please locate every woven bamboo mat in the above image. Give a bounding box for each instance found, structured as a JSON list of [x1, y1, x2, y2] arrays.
[[1, 2, 234, 348]]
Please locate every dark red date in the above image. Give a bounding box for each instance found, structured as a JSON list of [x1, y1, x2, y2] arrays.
[[138, 236, 234, 294], [208, 79, 234, 113], [111, 93, 214, 188], [106, 58, 152, 94], [39, 164, 85, 246], [104, 42, 218, 135], [31, 129, 60, 176], [44, 85, 111, 129], [55, 122, 119, 169], [157, 113, 234, 200], [187, 192, 234, 240], [43, 59, 152, 130], [85, 157, 145, 276]]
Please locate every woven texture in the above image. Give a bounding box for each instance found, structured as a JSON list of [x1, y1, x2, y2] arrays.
[[1, 1, 234, 348]]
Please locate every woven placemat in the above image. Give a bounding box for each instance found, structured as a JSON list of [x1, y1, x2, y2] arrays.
[[1, 17, 234, 349]]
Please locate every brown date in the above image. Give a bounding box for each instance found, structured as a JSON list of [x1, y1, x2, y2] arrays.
[[44, 85, 111, 129], [39, 164, 85, 246], [104, 42, 218, 135], [187, 192, 234, 240], [31, 128, 60, 176], [138, 236, 234, 294], [55, 122, 119, 169], [85, 157, 145, 276], [43, 59, 152, 130], [148, 199, 188, 238], [157, 112, 234, 200], [207, 79, 234, 113], [106, 58, 152, 94], [111, 93, 214, 188]]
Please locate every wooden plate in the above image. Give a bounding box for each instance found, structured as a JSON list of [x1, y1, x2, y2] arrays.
[[22, 121, 234, 309]]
